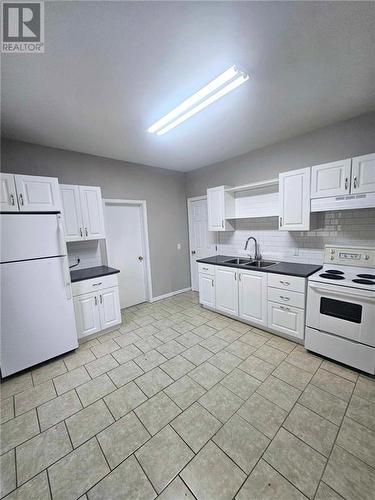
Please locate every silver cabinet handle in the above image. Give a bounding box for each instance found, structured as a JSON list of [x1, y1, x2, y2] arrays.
[[10, 194, 15, 205], [85, 227, 88, 237], [353, 176, 358, 189], [94, 296, 98, 306], [239, 273, 242, 281], [234, 273, 237, 281], [19, 193, 24, 205], [221, 220, 224, 228], [280, 305, 290, 311], [100, 294, 103, 304], [191, 250, 196, 255], [80, 228, 83, 237], [279, 216, 283, 227], [92, 282, 102, 286], [280, 280, 290, 286], [211, 279, 214, 287], [280, 295, 290, 300], [345, 177, 348, 190]]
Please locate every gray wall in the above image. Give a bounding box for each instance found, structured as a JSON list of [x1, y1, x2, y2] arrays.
[[1, 139, 190, 298], [186, 112, 375, 196]]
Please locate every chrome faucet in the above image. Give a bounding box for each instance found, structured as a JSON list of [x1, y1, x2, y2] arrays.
[[244, 236, 261, 261]]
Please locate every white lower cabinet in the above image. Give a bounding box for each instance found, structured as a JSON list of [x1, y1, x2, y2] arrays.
[[239, 269, 267, 327], [99, 287, 121, 330], [267, 302, 305, 340], [198, 273, 215, 308], [215, 266, 238, 316], [74, 292, 101, 338], [72, 275, 121, 339], [199, 265, 307, 342]]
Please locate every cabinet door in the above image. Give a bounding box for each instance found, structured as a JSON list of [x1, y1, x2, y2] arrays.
[[14, 175, 61, 212], [279, 167, 310, 231], [60, 185, 84, 241], [198, 273, 215, 308], [98, 286, 121, 330], [0, 173, 18, 212], [79, 186, 105, 239], [207, 186, 225, 231], [73, 292, 101, 339], [351, 153, 375, 194], [267, 301, 304, 340], [215, 266, 238, 316], [311, 159, 351, 198], [239, 270, 267, 327]]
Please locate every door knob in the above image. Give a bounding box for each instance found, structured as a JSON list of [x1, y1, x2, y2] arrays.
[[138, 256, 144, 261]]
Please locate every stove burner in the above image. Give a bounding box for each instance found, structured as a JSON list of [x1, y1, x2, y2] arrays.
[[320, 273, 345, 280], [325, 270, 345, 275], [357, 274, 375, 279], [352, 279, 375, 285]]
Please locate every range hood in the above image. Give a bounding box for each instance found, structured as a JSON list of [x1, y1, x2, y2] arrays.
[[311, 192, 375, 212]]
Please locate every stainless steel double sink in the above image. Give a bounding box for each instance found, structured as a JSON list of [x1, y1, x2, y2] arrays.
[[223, 258, 278, 268]]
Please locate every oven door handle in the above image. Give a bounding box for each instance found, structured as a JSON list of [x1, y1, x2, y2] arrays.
[[309, 283, 375, 301]]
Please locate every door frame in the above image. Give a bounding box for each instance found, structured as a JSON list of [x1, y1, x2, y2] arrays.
[[187, 195, 217, 292], [103, 199, 153, 304]]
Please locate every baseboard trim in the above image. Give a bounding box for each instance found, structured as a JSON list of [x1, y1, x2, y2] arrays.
[[151, 287, 192, 302]]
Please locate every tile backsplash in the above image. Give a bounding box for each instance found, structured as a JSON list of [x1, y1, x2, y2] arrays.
[[218, 208, 375, 265], [67, 240, 103, 270]]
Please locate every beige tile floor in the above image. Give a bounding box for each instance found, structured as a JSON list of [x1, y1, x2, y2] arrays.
[[1, 291, 375, 500]]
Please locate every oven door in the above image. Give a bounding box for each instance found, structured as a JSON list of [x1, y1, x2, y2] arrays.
[[306, 282, 375, 347]]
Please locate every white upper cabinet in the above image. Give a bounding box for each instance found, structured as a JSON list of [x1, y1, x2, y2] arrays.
[[60, 184, 105, 241], [0, 173, 60, 213], [279, 167, 311, 231], [14, 174, 61, 212], [207, 186, 234, 231], [60, 185, 83, 241], [351, 153, 375, 194], [0, 173, 18, 212], [311, 159, 352, 198], [239, 269, 267, 327], [215, 265, 238, 316], [79, 186, 105, 239]]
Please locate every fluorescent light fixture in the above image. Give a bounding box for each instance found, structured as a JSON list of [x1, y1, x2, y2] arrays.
[[148, 65, 249, 135]]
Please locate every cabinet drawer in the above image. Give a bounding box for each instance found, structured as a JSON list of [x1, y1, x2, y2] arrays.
[[268, 287, 305, 309], [267, 301, 305, 340], [198, 263, 215, 276], [72, 274, 118, 297], [268, 273, 305, 293]]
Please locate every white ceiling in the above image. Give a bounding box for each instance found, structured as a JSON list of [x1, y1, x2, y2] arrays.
[[2, 1, 375, 171]]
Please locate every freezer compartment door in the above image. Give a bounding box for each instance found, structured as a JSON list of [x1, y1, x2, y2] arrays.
[[0, 214, 66, 262], [1, 257, 78, 377]]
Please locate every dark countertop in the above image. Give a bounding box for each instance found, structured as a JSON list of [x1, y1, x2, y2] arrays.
[[70, 265, 120, 283], [196, 255, 322, 278]]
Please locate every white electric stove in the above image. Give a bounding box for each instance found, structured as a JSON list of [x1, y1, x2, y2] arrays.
[[306, 245, 375, 374]]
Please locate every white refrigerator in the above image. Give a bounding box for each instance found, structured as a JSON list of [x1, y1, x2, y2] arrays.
[[1, 213, 78, 377]]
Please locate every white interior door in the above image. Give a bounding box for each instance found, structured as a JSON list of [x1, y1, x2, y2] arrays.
[[188, 198, 217, 291], [104, 203, 147, 309]]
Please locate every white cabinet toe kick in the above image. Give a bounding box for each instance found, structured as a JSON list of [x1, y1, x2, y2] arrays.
[[198, 264, 307, 343]]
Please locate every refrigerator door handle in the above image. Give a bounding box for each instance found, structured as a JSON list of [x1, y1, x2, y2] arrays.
[[57, 215, 72, 300]]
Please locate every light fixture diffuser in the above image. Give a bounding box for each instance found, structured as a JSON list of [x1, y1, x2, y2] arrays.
[[147, 65, 249, 135]]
